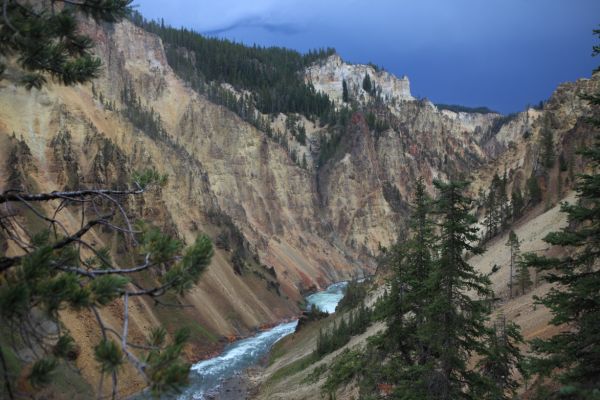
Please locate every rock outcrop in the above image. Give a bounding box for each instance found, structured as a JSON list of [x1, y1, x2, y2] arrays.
[[306, 54, 413, 105]]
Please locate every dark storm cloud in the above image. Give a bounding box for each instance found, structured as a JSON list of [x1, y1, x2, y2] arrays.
[[202, 16, 303, 36]]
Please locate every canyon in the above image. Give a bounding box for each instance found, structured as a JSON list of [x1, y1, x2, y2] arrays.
[[0, 14, 598, 399]]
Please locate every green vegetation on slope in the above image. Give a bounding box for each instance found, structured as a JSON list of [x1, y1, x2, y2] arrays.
[[315, 304, 371, 357], [130, 12, 335, 119]]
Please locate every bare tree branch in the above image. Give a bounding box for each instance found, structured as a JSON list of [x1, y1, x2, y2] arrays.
[[0, 188, 144, 204], [12, 193, 70, 237], [111, 370, 117, 400], [59, 253, 154, 277], [95, 192, 138, 246], [153, 298, 194, 308], [0, 213, 114, 273]]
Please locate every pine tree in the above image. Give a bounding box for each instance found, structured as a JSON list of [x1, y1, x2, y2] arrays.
[[559, 152, 568, 172], [499, 171, 510, 229], [317, 328, 327, 355], [511, 187, 524, 220], [483, 185, 499, 241], [0, 0, 132, 88], [505, 230, 520, 298], [131, 12, 336, 119], [523, 30, 600, 397], [362, 73, 372, 94], [422, 180, 494, 399], [374, 177, 439, 398], [385, 177, 436, 372], [515, 257, 532, 296], [527, 174, 542, 205], [540, 124, 555, 169], [476, 316, 524, 400], [0, 171, 214, 398], [524, 123, 600, 398], [342, 79, 349, 103], [338, 179, 524, 399]]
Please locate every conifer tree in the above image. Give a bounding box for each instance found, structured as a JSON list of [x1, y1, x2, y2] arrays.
[[527, 174, 542, 205], [379, 177, 438, 398], [423, 180, 493, 399], [362, 73, 372, 94], [540, 124, 555, 169], [482, 173, 510, 242], [131, 12, 336, 119], [385, 177, 436, 372], [499, 171, 510, 230], [343, 179, 525, 399], [484, 188, 498, 241], [511, 187, 524, 220], [476, 316, 524, 400], [342, 79, 349, 103], [515, 257, 532, 296], [505, 230, 520, 298], [0, 0, 132, 88], [522, 30, 600, 397]]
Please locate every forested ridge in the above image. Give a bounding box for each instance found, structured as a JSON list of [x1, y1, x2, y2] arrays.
[[129, 12, 335, 118]]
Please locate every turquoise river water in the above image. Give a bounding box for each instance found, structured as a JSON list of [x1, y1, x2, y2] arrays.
[[175, 281, 348, 399]]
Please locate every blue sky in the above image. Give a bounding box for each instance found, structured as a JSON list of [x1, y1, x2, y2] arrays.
[[135, 0, 600, 114]]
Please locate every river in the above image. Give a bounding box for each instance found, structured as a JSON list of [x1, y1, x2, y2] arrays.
[[305, 281, 348, 314], [177, 281, 348, 399]]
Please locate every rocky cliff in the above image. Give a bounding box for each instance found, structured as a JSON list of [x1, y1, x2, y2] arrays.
[[306, 54, 413, 105]]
